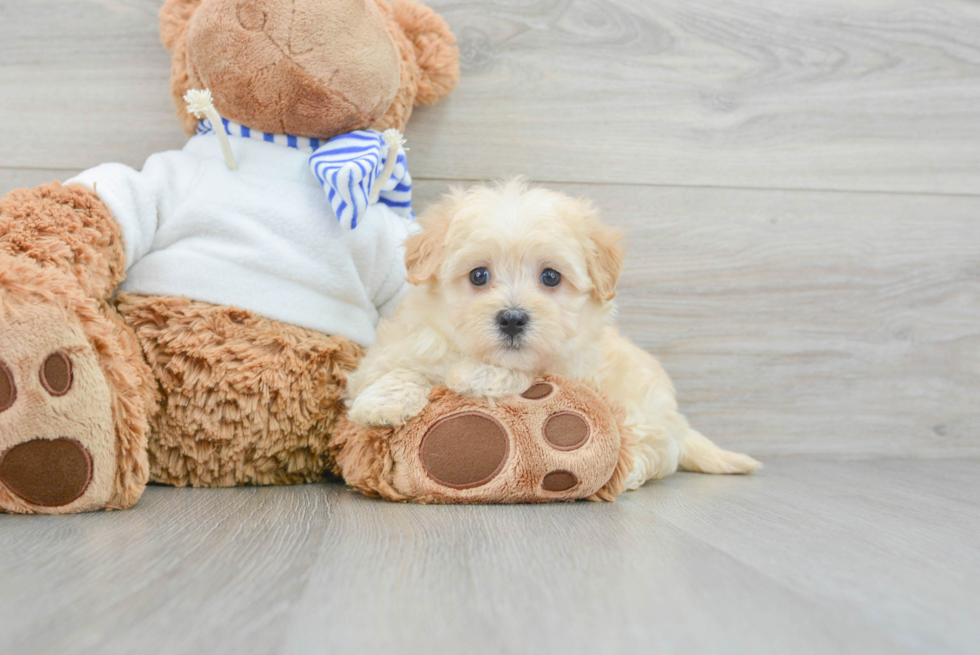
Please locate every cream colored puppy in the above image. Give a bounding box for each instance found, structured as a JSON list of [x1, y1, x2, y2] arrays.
[[346, 179, 759, 488]]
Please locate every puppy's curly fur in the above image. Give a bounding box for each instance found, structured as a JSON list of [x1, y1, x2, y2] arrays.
[[347, 179, 759, 488]]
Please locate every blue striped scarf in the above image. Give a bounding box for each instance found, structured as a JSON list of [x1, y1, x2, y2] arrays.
[[198, 118, 413, 229]]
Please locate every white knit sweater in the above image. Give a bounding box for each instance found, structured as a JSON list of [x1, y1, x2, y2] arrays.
[[68, 132, 415, 347]]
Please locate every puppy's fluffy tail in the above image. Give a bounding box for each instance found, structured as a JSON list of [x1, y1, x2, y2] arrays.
[[678, 429, 761, 475]]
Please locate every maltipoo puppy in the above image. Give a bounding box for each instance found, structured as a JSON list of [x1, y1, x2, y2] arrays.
[[346, 178, 759, 488]]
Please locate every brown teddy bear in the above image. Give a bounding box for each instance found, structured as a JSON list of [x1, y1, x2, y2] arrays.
[[0, 0, 630, 514]]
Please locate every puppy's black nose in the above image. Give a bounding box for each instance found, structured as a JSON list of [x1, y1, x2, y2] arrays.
[[497, 309, 529, 338]]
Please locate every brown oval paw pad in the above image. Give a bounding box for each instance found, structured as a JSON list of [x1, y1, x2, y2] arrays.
[[0, 361, 15, 412], [0, 438, 92, 507], [543, 411, 590, 450], [40, 352, 73, 396], [420, 412, 509, 489], [521, 382, 554, 400], [542, 470, 579, 492]]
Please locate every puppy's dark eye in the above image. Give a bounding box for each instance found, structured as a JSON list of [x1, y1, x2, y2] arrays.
[[469, 267, 490, 287], [541, 268, 562, 288]]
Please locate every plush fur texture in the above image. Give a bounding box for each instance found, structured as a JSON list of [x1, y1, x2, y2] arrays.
[[347, 179, 761, 490], [118, 293, 362, 487], [333, 375, 636, 503], [0, 182, 125, 300], [161, 0, 458, 137]]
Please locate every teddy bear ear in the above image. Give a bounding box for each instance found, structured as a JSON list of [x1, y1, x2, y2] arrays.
[[159, 0, 205, 136], [159, 0, 203, 52], [391, 0, 460, 105]]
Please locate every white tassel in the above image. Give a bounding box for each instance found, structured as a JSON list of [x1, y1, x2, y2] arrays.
[[368, 128, 407, 202], [184, 88, 237, 171]]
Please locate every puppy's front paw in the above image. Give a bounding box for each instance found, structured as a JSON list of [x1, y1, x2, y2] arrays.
[[446, 363, 533, 399], [348, 384, 430, 428]]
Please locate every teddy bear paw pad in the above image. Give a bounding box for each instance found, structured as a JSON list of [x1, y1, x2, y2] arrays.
[[542, 411, 590, 450], [0, 438, 93, 507], [541, 470, 579, 492], [419, 412, 509, 489], [520, 382, 554, 400]]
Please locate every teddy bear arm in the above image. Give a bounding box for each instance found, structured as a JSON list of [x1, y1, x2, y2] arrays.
[[0, 182, 126, 301], [0, 146, 194, 302], [66, 150, 209, 279]]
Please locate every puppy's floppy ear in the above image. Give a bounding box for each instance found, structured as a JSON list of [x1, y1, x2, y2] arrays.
[[404, 190, 459, 285], [582, 208, 625, 303], [557, 194, 625, 302]]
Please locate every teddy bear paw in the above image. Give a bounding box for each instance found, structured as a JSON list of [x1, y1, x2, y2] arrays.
[[386, 377, 628, 503]]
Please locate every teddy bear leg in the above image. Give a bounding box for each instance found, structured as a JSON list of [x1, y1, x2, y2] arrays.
[[0, 184, 153, 513], [116, 293, 363, 487], [333, 376, 636, 503]]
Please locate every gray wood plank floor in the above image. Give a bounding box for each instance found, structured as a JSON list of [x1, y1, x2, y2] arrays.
[[0, 459, 977, 655], [1, 1, 978, 653]]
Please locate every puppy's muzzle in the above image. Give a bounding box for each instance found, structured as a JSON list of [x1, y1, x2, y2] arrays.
[[496, 308, 529, 339]]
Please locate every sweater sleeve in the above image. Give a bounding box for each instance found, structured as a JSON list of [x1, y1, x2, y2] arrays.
[[66, 151, 196, 270]]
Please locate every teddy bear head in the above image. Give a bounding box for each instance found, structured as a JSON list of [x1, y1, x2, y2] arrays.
[[159, 0, 459, 139]]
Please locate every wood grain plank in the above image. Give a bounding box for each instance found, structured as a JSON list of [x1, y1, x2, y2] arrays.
[[411, 0, 980, 193], [0, 485, 334, 655], [3, 459, 974, 654], [2, 1, 980, 194], [652, 458, 980, 654], [0, 0, 186, 171], [279, 474, 913, 655], [413, 180, 980, 458]]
